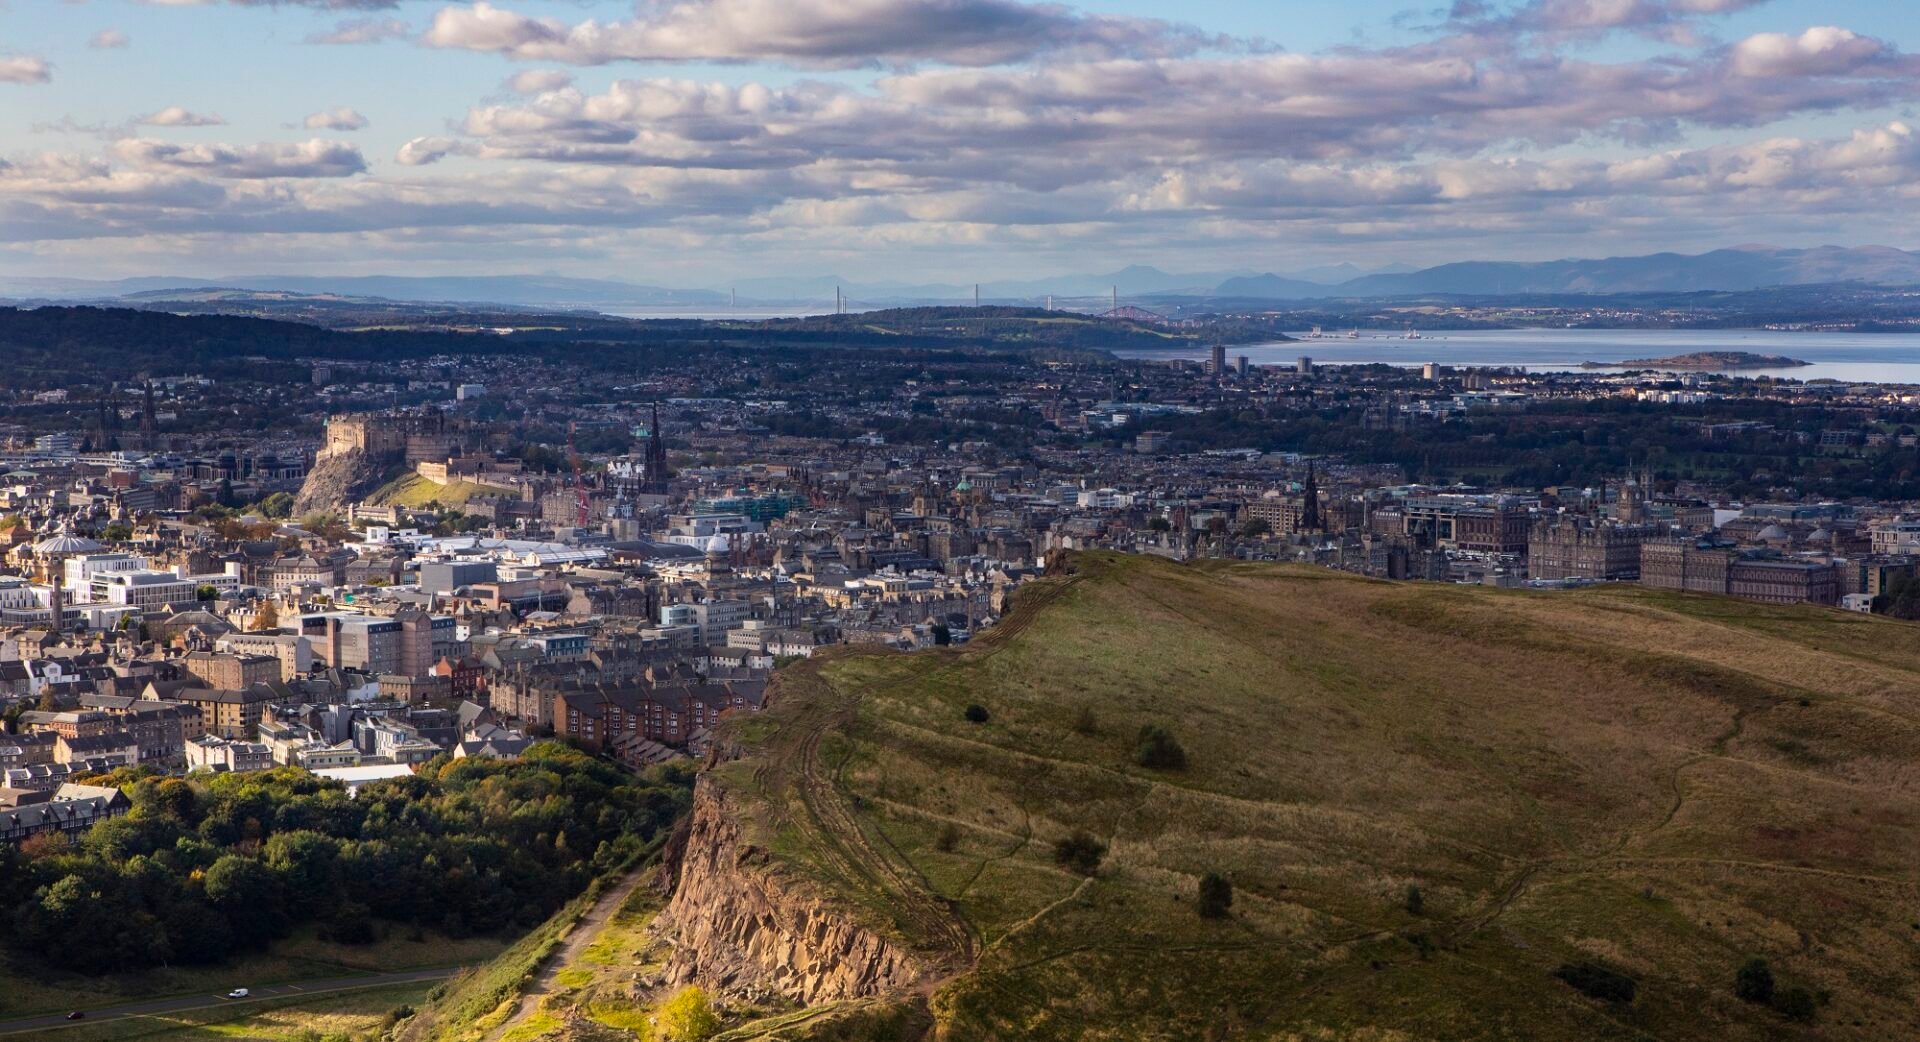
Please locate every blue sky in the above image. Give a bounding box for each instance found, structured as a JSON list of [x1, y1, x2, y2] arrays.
[[6, 0, 1920, 284]]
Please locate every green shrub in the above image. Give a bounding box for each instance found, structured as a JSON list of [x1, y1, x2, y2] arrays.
[[1554, 962, 1637, 1004], [964, 704, 991, 723], [1735, 958, 1775, 1004], [1135, 725, 1187, 770], [1772, 986, 1817, 1022], [1197, 873, 1233, 919], [659, 985, 721, 1041], [1053, 831, 1107, 876], [1405, 884, 1424, 916]]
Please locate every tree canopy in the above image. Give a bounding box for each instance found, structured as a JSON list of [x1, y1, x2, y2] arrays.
[[0, 744, 692, 972]]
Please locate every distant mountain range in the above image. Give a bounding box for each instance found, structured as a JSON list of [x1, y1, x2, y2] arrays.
[[0, 274, 726, 308], [10, 246, 1920, 311], [1216, 245, 1920, 299], [729, 265, 1258, 302]]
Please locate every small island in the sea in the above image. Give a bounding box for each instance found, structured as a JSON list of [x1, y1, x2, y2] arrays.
[[1581, 351, 1811, 370]]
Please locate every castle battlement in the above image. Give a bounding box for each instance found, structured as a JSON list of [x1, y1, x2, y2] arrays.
[[319, 411, 451, 460]]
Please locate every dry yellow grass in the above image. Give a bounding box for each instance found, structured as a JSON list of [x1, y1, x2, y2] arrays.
[[723, 552, 1920, 1041], [45, 983, 429, 1042]]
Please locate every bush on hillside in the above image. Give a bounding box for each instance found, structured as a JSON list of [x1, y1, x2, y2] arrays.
[[1197, 873, 1233, 919], [1772, 987, 1817, 1022], [1053, 831, 1107, 876], [1135, 725, 1187, 770], [1735, 958, 1775, 1004], [1554, 962, 1637, 1004], [659, 985, 721, 1041]]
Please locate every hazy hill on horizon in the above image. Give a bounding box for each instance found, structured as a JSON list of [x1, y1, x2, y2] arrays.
[[11, 245, 1920, 310], [1220, 244, 1920, 299]]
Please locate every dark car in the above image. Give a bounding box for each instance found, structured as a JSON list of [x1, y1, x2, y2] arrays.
[[66, 1012, 85, 1020]]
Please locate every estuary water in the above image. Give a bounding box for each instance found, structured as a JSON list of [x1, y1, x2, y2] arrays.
[[1114, 329, 1920, 385]]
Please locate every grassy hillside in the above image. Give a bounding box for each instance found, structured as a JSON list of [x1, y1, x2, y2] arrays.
[[717, 552, 1920, 1041], [367, 473, 516, 510], [41, 982, 429, 1042]]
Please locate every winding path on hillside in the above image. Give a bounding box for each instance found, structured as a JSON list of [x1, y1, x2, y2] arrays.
[[484, 870, 650, 1042]]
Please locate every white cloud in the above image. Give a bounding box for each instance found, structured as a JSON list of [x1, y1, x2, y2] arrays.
[[89, 29, 132, 50], [396, 136, 471, 165], [139, 106, 227, 127], [307, 18, 411, 45], [506, 69, 572, 94], [1729, 26, 1900, 78], [21, 0, 1920, 272], [0, 56, 51, 85], [423, 0, 1227, 69], [112, 137, 368, 178], [303, 106, 370, 130]]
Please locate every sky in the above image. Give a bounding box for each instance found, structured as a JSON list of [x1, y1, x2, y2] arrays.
[[5, 0, 1920, 285]]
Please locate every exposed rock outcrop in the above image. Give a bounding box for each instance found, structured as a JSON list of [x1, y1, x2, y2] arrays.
[[655, 777, 925, 1006], [292, 446, 399, 515]]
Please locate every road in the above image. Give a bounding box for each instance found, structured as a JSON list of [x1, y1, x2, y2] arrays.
[[0, 965, 461, 1037]]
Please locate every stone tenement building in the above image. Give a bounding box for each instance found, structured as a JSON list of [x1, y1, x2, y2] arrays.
[[1529, 517, 1664, 581], [1640, 538, 1736, 595], [1640, 538, 1839, 605]]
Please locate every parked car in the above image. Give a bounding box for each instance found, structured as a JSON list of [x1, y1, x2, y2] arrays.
[[226, 989, 250, 999]]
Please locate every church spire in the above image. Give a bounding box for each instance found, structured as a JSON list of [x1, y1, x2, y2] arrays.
[[1300, 461, 1322, 532]]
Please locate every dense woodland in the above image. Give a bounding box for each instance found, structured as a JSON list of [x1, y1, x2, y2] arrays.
[[0, 744, 692, 972]]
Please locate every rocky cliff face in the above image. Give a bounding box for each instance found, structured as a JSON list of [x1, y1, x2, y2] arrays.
[[293, 447, 398, 515], [655, 777, 926, 1006]]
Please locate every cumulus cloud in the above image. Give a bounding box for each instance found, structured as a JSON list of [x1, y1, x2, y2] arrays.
[[1453, 0, 1770, 37], [423, 0, 1228, 69], [430, 28, 1920, 194], [1729, 26, 1907, 78], [506, 68, 572, 94], [111, 137, 368, 178], [396, 136, 473, 165], [306, 17, 411, 45], [23, 0, 1920, 270], [0, 56, 51, 85], [143, 1, 405, 8], [303, 106, 370, 130], [89, 29, 132, 50], [139, 106, 227, 127]]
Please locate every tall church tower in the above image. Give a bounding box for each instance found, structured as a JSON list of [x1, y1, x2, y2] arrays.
[[1300, 462, 1323, 532]]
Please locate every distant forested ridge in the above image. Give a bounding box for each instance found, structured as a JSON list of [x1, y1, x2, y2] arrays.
[[0, 305, 1201, 384]]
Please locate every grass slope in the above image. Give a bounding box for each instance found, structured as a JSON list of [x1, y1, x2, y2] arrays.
[[368, 473, 515, 510], [37, 983, 429, 1042], [722, 552, 1920, 1041], [0, 929, 503, 1019]]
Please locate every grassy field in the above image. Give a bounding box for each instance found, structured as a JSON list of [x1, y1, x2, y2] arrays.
[[367, 473, 515, 509], [715, 551, 1920, 1040], [0, 929, 504, 1020], [38, 982, 430, 1042]]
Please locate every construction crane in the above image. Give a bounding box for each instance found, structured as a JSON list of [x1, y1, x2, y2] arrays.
[[567, 422, 589, 528]]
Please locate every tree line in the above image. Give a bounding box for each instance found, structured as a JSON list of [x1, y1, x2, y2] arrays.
[[0, 743, 692, 972]]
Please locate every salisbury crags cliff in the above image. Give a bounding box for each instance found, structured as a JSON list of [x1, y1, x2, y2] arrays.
[[653, 551, 1920, 1040]]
